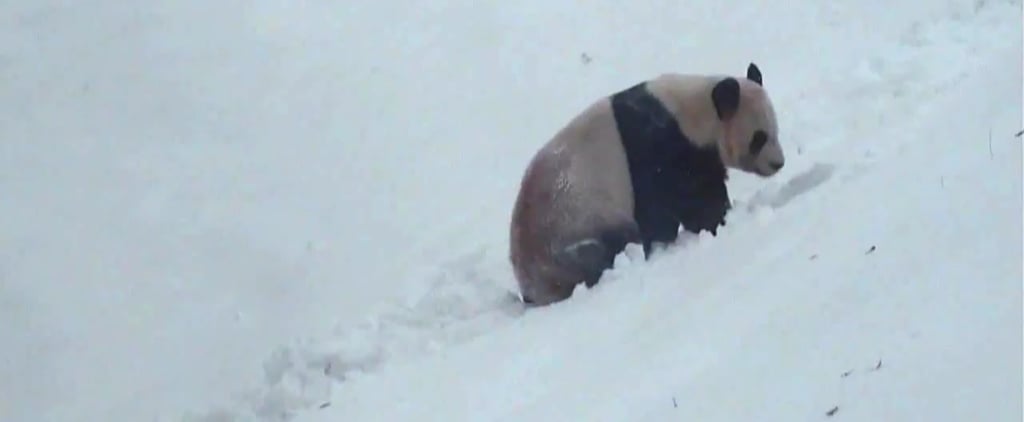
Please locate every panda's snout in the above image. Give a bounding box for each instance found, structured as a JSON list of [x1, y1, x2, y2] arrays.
[[754, 159, 784, 177]]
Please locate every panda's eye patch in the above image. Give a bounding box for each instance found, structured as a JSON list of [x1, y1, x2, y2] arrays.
[[749, 130, 768, 155]]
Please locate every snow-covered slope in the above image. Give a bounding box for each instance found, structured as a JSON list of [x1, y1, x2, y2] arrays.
[[1, 1, 1020, 421], [292, 43, 1023, 422]]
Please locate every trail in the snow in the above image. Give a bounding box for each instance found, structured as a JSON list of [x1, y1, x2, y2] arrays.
[[183, 161, 835, 422]]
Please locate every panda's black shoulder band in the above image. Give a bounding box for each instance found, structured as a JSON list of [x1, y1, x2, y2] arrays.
[[610, 82, 730, 254]]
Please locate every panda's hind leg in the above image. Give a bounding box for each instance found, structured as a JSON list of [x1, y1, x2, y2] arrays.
[[555, 223, 639, 288], [561, 239, 609, 287]]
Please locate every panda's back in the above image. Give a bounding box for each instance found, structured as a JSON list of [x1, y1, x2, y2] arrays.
[[537, 98, 636, 236]]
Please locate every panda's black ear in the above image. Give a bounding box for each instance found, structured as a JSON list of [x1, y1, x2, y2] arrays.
[[747, 62, 763, 86], [711, 77, 740, 120]]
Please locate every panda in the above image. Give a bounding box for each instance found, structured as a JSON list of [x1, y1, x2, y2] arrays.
[[509, 62, 785, 307]]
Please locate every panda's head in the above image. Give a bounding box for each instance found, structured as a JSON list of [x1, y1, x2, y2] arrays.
[[711, 63, 785, 177]]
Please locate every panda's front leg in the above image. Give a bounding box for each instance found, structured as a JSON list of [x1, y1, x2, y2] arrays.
[[674, 181, 731, 236], [634, 206, 682, 258], [706, 181, 732, 233]]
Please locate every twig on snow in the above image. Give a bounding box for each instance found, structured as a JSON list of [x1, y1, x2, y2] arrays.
[[870, 359, 883, 371], [319, 402, 331, 409], [865, 245, 876, 255], [841, 369, 854, 378], [672, 397, 678, 408], [826, 406, 839, 417], [1015, 129, 1023, 137]]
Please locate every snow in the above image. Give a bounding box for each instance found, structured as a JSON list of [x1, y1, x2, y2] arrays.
[[1, 1, 1020, 421]]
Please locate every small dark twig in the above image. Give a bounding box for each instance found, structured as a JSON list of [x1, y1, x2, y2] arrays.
[[809, 254, 818, 260], [319, 402, 331, 409], [871, 359, 883, 371], [865, 245, 876, 255], [826, 406, 839, 417], [672, 397, 678, 408], [841, 369, 853, 378], [1015, 129, 1023, 137]]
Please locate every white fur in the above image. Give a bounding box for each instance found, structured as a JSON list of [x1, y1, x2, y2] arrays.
[[533, 98, 637, 242]]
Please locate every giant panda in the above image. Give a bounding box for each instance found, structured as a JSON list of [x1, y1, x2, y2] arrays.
[[509, 62, 785, 307]]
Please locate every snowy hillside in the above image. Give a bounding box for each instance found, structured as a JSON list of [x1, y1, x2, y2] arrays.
[[1, 1, 1020, 421]]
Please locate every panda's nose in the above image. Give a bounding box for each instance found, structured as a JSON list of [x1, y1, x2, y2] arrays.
[[769, 161, 784, 171]]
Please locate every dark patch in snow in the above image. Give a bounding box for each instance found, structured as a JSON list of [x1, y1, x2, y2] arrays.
[[1014, 129, 1023, 137], [319, 402, 331, 409], [826, 406, 839, 417], [865, 245, 876, 255], [841, 358, 883, 378], [672, 397, 678, 408]]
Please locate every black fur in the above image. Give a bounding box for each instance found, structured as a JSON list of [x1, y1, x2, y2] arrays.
[[747, 63, 763, 86], [610, 82, 731, 257], [750, 130, 768, 155], [711, 77, 741, 120]]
